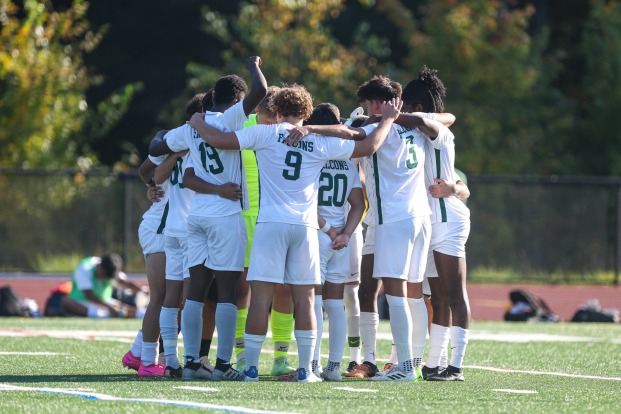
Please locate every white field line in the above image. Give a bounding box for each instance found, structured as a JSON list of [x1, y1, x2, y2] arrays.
[[465, 365, 621, 381], [174, 386, 219, 392], [0, 383, 299, 414], [334, 387, 378, 393], [0, 352, 67, 356], [492, 389, 538, 394]]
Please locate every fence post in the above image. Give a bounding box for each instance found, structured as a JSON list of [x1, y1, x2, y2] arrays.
[[616, 186, 621, 286]]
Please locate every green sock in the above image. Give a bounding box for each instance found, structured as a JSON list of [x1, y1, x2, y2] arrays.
[[271, 309, 293, 359], [235, 308, 248, 356]]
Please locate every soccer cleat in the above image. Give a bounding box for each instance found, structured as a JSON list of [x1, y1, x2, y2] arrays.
[[320, 368, 343, 382], [414, 365, 424, 382], [182, 359, 212, 380], [122, 351, 141, 371], [199, 356, 214, 372], [370, 366, 414, 382], [426, 365, 465, 382], [297, 368, 323, 383], [164, 365, 183, 378], [244, 366, 259, 382], [236, 357, 246, 374], [211, 366, 246, 381], [345, 361, 379, 378], [343, 361, 358, 375], [313, 363, 323, 378], [421, 365, 440, 380], [137, 362, 165, 377], [271, 356, 296, 376]]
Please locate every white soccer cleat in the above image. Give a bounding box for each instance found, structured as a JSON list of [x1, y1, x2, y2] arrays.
[[370, 366, 414, 382], [320, 368, 343, 382]]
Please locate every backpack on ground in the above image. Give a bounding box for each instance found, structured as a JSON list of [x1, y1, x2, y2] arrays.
[[504, 289, 559, 322], [0, 285, 31, 317]]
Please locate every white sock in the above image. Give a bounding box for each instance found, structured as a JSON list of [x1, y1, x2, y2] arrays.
[[313, 295, 323, 361], [181, 299, 203, 363], [440, 347, 448, 368], [295, 330, 317, 373], [387, 344, 398, 364], [450, 326, 469, 368], [427, 323, 450, 368], [141, 341, 158, 366], [130, 329, 143, 357], [243, 333, 265, 371], [86, 305, 110, 318], [344, 284, 361, 362], [160, 307, 180, 369], [324, 299, 346, 365], [385, 294, 413, 372], [407, 297, 427, 365], [359, 312, 379, 364], [215, 302, 237, 364]]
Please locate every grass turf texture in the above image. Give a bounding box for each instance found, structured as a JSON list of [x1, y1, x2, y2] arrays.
[[0, 318, 619, 413]]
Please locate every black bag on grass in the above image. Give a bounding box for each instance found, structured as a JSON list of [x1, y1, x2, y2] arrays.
[[504, 289, 559, 322], [0, 285, 31, 317]]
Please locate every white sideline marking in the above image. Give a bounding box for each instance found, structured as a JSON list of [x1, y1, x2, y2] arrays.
[[174, 386, 219, 392], [0, 383, 298, 414], [335, 387, 378, 393], [465, 365, 621, 381], [493, 389, 538, 394], [0, 352, 67, 356]]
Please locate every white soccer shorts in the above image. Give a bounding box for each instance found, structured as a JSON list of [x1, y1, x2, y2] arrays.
[[424, 220, 470, 280], [139, 221, 165, 257], [319, 231, 350, 284], [186, 213, 247, 271], [361, 222, 376, 256], [165, 235, 189, 281], [346, 225, 363, 283]]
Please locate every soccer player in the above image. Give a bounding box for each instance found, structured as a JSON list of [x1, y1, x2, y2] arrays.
[[188, 85, 402, 382], [306, 103, 365, 381], [235, 86, 297, 377], [401, 66, 471, 382], [150, 56, 267, 381], [60, 254, 143, 318], [287, 76, 451, 381]]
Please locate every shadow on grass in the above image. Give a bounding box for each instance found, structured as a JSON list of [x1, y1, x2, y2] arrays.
[[0, 374, 142, 383]]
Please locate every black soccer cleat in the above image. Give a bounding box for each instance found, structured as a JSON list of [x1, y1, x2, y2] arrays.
[[426, 365, 465, 382], [164, 365, 184, 378], [421, 365, 440, 380]]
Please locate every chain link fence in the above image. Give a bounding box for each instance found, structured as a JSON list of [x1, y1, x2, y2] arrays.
[[1, 169, 619, 285]]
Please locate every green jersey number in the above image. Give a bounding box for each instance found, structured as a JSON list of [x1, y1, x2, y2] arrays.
[[169, 157, 184, 188], [318, 172, 348, 207], [282, 151, 302, 181], [405, 134, 418, 169], [199, 142, 224, 174]]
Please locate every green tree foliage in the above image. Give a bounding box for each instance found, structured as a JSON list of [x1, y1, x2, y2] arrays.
[[575, 0, 621, 175], [175, 0, 381, 120], [0, 0, 139, 169]]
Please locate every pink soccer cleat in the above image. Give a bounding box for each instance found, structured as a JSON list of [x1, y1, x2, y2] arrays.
[[138, 362, 166, 377], [122, 351, 141, 371]]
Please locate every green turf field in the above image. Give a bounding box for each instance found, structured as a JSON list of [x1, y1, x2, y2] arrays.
[[0, 318, 619, 413]]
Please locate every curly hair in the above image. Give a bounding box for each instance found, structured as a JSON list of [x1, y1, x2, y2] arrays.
[[304, 103, 341, 126], [213, 75, 247, 105], [256, 86, 281, 121], [402, 65, 446, 113], [357, 75, 402, 103], [185, 92, 206, 121], [269, 84, 314, 120]]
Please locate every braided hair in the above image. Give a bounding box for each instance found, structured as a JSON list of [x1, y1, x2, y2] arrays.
[[402, 65, 446, 113]]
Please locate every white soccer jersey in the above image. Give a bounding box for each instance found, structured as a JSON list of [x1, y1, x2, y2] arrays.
[[161, 149, 194, 238], [141, 155, 170, 234], [235, 123, 355, 227], [361, 123, 435, 224], [165, 101, 248, 217], [318, 160, 361, 228], [423, 134, 470, 224]]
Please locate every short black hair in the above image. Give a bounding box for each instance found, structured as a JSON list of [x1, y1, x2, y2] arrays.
[[213, 75, 247, 106], [402, 65, 446, 112], [185, 93, 206, 121], [201, 88, 214, 111], [305, 103, 341, 126], [100, 254, 123, 279], [357, 76, 402, 103], [349, 115, 369, 128]]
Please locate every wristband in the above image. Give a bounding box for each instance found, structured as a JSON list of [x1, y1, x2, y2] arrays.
[[320, 222, 332, 233]]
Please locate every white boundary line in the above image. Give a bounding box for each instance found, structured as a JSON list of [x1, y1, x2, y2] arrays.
[[465, 365, 621, 381], [0, 383, 298, 414]]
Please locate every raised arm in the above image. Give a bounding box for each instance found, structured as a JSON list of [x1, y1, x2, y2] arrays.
[[242, 56, 268, 116], [153, 150, 185, 185], [394, 113, 445, 139], [351, 98, 402, 158], [187, 113, 240, 150], [286, 124, 366, 146], [138, 157, 157, 185]]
